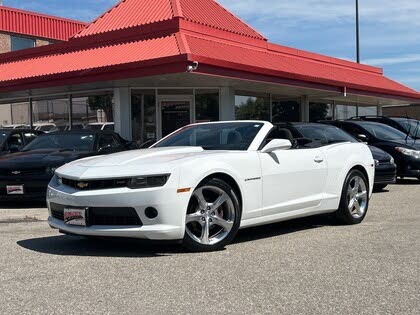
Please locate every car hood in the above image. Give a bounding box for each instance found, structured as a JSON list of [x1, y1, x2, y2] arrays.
[[0, 149, 92, 169], [381, 139, 420, 150], [57, 147, 208, 179], [368, 146, 392, 162]]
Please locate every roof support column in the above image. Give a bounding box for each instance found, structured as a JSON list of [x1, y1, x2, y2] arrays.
[[300, 95, 310, 122], [220, 87, 235, 121], [377, 104, 383, 116], [113, 87, 132, 140], [29, 97, 33, 129]]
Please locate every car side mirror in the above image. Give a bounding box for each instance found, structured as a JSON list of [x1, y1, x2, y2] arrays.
[[261, 139, 292, 153], [356, 134, 369, 142]]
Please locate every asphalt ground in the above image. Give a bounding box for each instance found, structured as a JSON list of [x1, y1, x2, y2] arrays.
[[0, 180, 419, 314]]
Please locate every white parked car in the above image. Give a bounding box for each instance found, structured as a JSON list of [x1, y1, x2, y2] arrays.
[[47, 121, 374, 251]]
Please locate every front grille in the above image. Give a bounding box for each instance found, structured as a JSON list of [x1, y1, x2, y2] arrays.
[[50, 203, 142, 226], [61, 177, 129, 191], [0, 168, 46, 176]]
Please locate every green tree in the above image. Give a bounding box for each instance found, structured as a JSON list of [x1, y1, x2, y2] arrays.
[[87, 95, 113, 122], [235, 97, 269, 120]]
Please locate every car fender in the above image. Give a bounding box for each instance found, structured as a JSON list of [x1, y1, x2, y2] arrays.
[[177, 152, 263, 219]]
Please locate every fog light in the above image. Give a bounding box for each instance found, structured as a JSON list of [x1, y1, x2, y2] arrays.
[[145, 207, 158, 219]]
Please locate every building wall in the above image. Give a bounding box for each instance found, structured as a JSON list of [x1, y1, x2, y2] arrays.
[[0, 31, 54, 54], [0, 32, 11, 53], [383, 104, 420, 120]]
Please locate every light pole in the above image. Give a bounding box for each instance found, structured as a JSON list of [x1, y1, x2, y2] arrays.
[[356, 0, 360, 63]]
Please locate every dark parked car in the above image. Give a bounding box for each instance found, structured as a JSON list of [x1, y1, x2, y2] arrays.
[[354, 116, 420, 139], [0, 130, 134, 200], [321, 120, 420, 181], [274, 122, 397, 190], [0, 129, 43, 156]]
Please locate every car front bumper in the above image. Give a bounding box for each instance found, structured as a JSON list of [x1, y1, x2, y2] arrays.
[[0, 176, 50, 200], [46, 181, 191, 240], [396, 157, 420, 178], [374, 163, 397, 185]]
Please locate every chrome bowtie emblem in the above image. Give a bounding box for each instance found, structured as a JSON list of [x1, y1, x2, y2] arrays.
[[11, 171, 21, 175], [77, 182, 89, 189]]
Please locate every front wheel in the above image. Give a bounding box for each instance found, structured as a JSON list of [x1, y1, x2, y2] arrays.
[[183, 178, 241, 252], [335, 170, 369, 225]]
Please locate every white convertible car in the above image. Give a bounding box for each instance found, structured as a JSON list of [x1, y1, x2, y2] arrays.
[[47, 121, 374, 251]]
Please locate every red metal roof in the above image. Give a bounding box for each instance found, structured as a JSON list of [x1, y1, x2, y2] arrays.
[[0, 6, 87, 41], [185, 35, 419, 99], [0, 0, 418, 102], [74, 0, 265, 39], [0, 35, 181, 83]]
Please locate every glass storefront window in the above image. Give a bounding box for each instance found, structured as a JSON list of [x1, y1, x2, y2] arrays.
[[32, 98, 69, 132], [272, 98, 300, 123], [309, 102, 333, 122], [336, 104, 357, 120], [195, 89, 219, 123], [0, 102, 30, 127], [358, 106, 378, 117], [131, 90, 156, 144], [73, 92, 114, 131], [235, 92, 270, 121]]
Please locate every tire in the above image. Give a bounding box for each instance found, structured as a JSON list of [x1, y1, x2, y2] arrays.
[[335, 169, 369, 225], [183, 178, 241, 252], [373, 184, 387, 191]]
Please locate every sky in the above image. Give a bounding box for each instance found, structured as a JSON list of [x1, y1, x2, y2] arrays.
[[3, 0, 420, 91]]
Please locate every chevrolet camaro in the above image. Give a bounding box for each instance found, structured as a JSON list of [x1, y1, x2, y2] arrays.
[[47, 121, 374, 251]]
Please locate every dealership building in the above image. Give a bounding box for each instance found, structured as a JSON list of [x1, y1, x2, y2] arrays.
[[0, 0, 419, 142]]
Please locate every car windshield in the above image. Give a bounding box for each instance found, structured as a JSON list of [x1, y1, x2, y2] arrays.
[[294, 125, 358, 144], [155, 122, 264, 151], [392, 118, 420, 138], [356, 122, 411, 141], [0, 132, 8, 145], [23, 133, 95, 151]]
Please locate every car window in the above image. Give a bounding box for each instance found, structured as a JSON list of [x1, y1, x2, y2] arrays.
[[8, 133, 24, 148], [98, 134, 119, 150], [155, 122, 264, 151], [341, 123, 368, 138], [23, 134, 95, 151], [0, 132, 8, 146], [23, 132, 39, 144], [294, 125, 358, 144], [355, 122, 409, 141], [392, 118, 420, 138], [103, 124, 114, 131]]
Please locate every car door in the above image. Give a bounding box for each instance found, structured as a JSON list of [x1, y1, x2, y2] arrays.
[[259, 132, 327, 216]]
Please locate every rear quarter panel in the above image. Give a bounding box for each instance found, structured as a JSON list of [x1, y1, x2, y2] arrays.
[[320, 143, 375, 210]]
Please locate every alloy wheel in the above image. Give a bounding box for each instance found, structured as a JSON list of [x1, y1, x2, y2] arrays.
[[185, 185, 235, 245], [347, 176, 368, 219]]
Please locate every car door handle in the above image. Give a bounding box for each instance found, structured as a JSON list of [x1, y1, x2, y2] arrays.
[[314, 156, 324, 163]]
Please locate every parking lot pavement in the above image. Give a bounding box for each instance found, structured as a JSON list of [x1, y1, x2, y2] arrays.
[[0, 181, 419, 314]]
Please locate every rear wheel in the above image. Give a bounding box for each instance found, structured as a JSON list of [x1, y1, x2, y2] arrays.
[[335, 170, 369, 224], [373, 184, 387, 191], [183, 178, 241, 252]]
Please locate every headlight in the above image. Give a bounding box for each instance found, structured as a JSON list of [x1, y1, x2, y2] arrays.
[[390, 156, 395, 164], [127, 174, 170, 189], [374, 159, 380, 166], [46, 166, 57, 175], [395, 147, 420, 158]]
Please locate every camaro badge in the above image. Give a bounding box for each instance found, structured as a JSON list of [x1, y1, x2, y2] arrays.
[[11, 171, 21, 175], [77, 182, 89, 189]]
